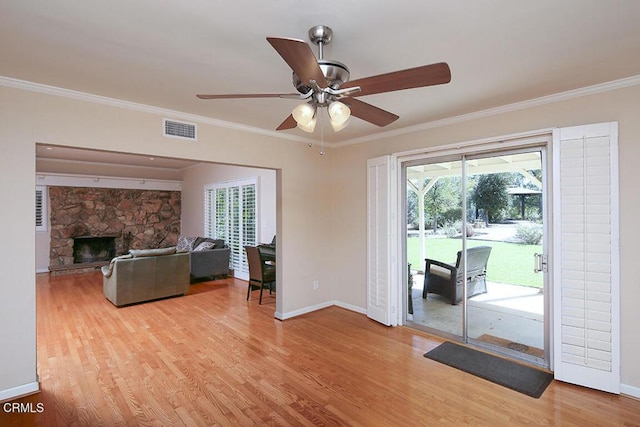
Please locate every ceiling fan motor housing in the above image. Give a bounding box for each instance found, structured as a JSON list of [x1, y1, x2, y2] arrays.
[[292, 59, 351, 95]]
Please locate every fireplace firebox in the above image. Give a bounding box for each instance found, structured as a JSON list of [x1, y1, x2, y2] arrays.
[[73, 236, 116, 264]]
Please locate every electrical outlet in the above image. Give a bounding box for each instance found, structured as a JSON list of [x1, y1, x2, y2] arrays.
[[313, 280, 319, 290]]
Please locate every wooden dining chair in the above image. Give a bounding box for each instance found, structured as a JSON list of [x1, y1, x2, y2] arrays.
[[244, 246, 276, 304]]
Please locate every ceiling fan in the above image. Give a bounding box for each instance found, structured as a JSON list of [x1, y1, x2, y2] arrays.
[[197, 25, 451, 133]]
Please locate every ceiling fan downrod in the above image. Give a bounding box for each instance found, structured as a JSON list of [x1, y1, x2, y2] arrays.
[[298, 25, 357, 95], [308, 25, 333, 60]]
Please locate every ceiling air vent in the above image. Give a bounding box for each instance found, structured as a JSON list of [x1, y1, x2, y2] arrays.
[[163, 119, 197, 140]]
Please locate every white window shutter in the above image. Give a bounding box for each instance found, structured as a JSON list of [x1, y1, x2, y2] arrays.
[[552, 122, 620, 393], [35, 186, 47, 232], [204, 179, 257, 281], [367, 155, 398, 326], [215, 187, 228, 241]]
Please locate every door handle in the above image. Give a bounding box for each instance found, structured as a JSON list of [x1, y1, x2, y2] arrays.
[[534, 253, 547, 273]]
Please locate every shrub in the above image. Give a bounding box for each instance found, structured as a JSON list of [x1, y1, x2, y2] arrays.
[[515, 223, 543, 245], [442, 220, 462, 238]]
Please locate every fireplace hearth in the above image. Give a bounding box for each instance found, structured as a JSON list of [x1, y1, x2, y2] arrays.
[[73, 236, 116, 264]]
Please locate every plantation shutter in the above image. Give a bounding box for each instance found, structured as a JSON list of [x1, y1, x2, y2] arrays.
[[229, 186, 242, 277], [215, 188, 228, 242], [367, 155, 398, 326], [238, 183, 257, 277], [204, 179, 257, 281], [35, 186, 47, 232], [552, 122, 620, 393], [204, 188, 214, 238]]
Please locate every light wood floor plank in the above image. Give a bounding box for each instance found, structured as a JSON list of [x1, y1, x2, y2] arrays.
[[1, 271, 639, 426]]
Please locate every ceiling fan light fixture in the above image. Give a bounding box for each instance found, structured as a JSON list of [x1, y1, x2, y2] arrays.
[[328, 101, 350, 127], [297, 116, 317, 133], [292, 103, 316, 126], [330, 116, 350, 132]]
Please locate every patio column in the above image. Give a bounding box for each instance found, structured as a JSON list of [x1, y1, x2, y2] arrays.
[[409, 177, 441, 272], [408, 180, 427, 269]]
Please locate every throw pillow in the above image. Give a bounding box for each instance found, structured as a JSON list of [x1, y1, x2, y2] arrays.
[[193, 241, 215, 252], [177, 235, 198, 252]]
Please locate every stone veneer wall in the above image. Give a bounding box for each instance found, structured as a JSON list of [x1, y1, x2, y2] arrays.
[[49, 186, 181, 267]]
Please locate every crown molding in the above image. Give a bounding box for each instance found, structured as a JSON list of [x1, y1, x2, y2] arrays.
[[334, 74, 640, 147], [0, 76, 316, 146], [3, 74, 639, 149]]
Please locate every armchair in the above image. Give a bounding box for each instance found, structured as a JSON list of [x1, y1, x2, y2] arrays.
[[422, 246, 492, 305]]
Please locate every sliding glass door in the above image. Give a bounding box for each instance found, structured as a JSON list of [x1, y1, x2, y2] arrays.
[[405, 147, 548, 366]]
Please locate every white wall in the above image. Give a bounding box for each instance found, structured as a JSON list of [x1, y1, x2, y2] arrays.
[[35, 231, 50, 273], [180, 163, 276, 244], [0, 94, 38, 399], [330, 84, 640, 392]]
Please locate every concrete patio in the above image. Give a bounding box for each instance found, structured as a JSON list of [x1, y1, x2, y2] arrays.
[[408, 276, 545, 357]]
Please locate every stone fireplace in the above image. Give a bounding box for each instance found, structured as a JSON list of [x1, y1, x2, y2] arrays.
[[48, 186, 181, 271]]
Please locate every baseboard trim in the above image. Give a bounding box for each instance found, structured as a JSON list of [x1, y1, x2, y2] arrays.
[[276, 300, 366, 320], [0, 381, 40, 403], [277, 301, 334, 320], [334, 300, 366, 315], [621, 383, 640, 399]]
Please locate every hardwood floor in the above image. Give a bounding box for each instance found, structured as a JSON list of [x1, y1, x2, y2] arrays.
[[2, 272, 639, 426]]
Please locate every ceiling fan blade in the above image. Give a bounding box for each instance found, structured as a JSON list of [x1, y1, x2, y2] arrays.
[[266, 37, 327, 87], [343, 62, 451, 97], [276, 114, 297, 131], [341, 98, 399, 127], [197, 93, 300, 99]]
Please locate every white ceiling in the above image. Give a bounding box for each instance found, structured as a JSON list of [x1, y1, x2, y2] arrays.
[[4, 1, 640, 157]]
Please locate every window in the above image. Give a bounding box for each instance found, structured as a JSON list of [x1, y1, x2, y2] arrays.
[[205, 178, 257, 281], [36, 186, 48, 232]]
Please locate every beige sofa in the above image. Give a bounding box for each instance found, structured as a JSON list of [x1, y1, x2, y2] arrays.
[[102, 247, 190, 307]]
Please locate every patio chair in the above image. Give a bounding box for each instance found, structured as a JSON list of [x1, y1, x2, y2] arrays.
[[422, 246, 492, 305]]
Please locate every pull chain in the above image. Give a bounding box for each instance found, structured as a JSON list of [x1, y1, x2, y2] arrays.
[[320, 109, 325, 156]]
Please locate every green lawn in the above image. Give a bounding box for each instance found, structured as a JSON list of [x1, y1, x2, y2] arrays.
[[407, 236, 543, 288]]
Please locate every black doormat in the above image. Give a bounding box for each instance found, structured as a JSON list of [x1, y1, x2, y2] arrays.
[[424, 341, 553, 398]]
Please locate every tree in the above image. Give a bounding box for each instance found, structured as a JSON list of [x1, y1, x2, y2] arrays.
[[471, 173, 509, 224], [424, 177, 460, 232], [506, 170, 543, 220]]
